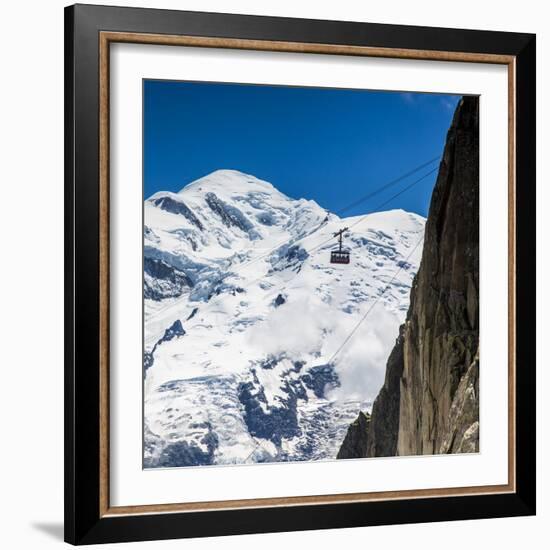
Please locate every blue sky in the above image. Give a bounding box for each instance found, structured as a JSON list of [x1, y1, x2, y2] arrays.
[[144, 80, 461, 217]]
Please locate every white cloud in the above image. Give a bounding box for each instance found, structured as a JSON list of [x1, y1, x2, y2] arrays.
[[245, 296, 329, 357], [246, 297, 401, 404], [326, 304, 400, 402]]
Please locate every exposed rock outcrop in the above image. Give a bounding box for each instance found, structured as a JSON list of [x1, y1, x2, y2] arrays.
[[144, 256, 194, 301], [336, 411, 371, 459], [151, 195, 204, 230], [365, 325, 406, 457], [337, 96, 479, 458], [143, 319, 186, 373], [440, 348, 479, 453]]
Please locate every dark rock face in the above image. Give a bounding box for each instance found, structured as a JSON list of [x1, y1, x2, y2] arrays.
[[155, 423, 218, 467], [336, 411, 371, 459], [271, 244, 309, 273], [205, 192, 253, 233], [143, 352, 154, 372], [151, 196, 204, 230], [144, 256, 194, 301], [186, 307, 199, 321], [440, 348, 479, 453], [337, 96, 479, 459], [144, 320, 186, 373], [158, 319, 186, 344], [302, 364, 340, 399], [365, 326, 405, 457], [237, 359, 340, 448], [238, 374, 302, 446]]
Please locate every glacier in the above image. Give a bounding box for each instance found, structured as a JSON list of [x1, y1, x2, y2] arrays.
[[143, 169, 425, 468]]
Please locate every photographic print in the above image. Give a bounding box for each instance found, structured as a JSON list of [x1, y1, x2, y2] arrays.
[[142, 81, 479, 469]]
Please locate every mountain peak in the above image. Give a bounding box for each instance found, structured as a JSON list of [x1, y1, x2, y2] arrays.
[[178, 169, 277, 196]]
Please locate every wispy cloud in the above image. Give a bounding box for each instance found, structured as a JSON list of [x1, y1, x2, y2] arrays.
[[400, 92, 416, 104], [440, 97, 457, 111], [400, 92, 459, 112]]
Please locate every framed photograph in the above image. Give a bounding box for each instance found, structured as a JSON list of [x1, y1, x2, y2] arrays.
[[64, 4, 536, 545]]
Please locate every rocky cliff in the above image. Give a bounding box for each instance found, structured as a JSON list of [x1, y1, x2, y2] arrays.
[[337, 96, 479, 459], [336, 411, 371, 459]]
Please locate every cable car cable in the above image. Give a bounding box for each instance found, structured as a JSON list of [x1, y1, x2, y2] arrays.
[[306, 165, 438, 257], [335, 155, 440, 216], [324, 235, 425, 366]]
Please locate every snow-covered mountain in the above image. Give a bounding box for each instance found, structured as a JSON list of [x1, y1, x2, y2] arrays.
[[143, 169, 425, 468]]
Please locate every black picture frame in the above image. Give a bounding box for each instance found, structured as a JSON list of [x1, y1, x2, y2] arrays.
[[65, 3, 536, 545]]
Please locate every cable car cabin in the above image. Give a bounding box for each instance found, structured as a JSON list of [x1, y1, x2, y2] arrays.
[[330, 250, 350, 264], [330, 227, 351, 265]]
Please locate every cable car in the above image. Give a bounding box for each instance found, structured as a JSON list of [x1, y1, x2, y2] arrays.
[[330, 227, 350, 264]]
